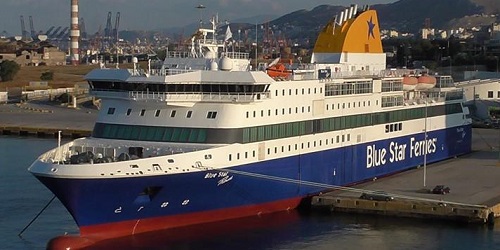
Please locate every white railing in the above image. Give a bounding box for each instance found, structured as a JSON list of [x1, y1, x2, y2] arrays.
[[166, 51, 191, 58], [131, 68, 196, 77], [166, 51, 249, 60], [129, 91, 270, 103], [225, 52, 250, 60], [39, 141, 73, 163], [90, 90, 130, 99], [23, 88, 80, 100]]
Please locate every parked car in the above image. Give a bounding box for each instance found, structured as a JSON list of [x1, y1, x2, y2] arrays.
[[360, 191, 394, 201], [432, 185, 450, 194]]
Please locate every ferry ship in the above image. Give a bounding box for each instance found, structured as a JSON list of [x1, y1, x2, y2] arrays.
[[29, 4, 471, 243]]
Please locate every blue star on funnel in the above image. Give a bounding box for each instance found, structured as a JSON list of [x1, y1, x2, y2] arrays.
[[367, 17, 376, 39]]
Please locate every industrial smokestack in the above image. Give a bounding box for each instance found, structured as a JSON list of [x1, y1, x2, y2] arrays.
[[70, 0, 80, 65]]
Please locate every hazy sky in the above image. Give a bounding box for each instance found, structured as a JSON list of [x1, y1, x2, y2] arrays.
[[0, 0, 397, 36]]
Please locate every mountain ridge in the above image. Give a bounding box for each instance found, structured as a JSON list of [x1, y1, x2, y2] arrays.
[[155, 0, 499, 43]]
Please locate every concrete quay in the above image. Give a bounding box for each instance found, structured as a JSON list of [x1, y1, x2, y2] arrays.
[[0, 101, 96, 138], [311, 128, 500, 224]]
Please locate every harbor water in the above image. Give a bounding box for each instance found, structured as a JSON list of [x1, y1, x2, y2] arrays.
[[2, 136, 500, 250]]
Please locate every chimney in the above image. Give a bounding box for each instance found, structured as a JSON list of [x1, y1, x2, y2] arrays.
[[70, 0, 80, 65]]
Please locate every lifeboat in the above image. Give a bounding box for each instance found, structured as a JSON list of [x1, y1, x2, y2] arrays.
[[266, 58, 292, 79], [402, 75, 418, 91], [416, 74, 437, 90]]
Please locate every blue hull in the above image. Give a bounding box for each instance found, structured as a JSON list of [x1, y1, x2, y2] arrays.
[[35, 124, 472, 230]]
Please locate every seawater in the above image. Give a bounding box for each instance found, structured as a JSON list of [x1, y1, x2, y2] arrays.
[[1, 136, 500, 250]]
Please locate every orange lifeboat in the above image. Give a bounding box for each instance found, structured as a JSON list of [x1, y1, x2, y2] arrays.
[[402, 75, 418, 91], [266, 58, 292, 79], [416, 74, 437, 90]]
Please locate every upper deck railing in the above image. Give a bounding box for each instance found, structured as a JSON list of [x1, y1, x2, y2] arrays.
[[130, 91, 270, 103], [165, 51, 250, 60], [91, 89, 270, 103]]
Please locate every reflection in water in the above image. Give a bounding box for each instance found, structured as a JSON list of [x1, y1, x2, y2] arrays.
[[83, 210, 500, 250], [85, 210, 302, 250]]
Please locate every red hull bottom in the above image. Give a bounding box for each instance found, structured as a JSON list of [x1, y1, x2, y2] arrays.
[[48, 197, 304, 249]]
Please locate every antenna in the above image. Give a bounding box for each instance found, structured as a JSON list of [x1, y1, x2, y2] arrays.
[[255, 22, 258, 70], [115, 12, 121, 68], [196, 4, 206, 28]]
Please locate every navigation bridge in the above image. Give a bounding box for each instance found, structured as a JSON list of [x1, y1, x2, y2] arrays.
[[87, 69, 272, 104]]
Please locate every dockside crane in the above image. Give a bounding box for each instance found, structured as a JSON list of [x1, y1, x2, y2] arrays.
[[57, 27, 69, 40], [20, 15, 28, 40], [113, 12, 120, 42], [104, 11, 112, 40], [80, 18, 87, 39], [49, 26, 62, 39], [29, 16, 36, 39], [45, 26, 55, 36]]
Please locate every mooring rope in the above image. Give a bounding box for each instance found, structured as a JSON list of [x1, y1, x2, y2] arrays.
[[18, 195, 56, 238]]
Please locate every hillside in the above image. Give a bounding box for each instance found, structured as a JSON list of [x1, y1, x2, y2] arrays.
[[471, 0, 500, 14], [265, 0, 498, 41], [0, 64, 98, 91], [114, 0, 500, 47], [374, 0, 482, 32]]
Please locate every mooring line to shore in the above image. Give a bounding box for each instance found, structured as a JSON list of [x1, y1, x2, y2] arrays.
[[18, 195, 56, 238], [194, 163, 487, 209]]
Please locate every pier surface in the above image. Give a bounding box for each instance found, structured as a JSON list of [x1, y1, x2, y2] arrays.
[[0, 101, 95, 138], [312, 128, 500, 223]]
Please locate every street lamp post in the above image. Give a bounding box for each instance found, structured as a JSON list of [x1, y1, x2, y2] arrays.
[[238, 29, 241, 52], [423, 101, 428, 187]]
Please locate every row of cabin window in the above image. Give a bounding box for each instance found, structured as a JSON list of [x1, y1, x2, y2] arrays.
[[242, 103, 463, 143], [381, 80, 404, 92], [228, 150, 257, 161], [107, 108, 217, 119], [326, 100, 375, 111], [228, 135, 351, 161], [324, 81, 373, 96], [275, 87, 322, 97], [385, 123, 403, 133], [246, 106, 312, 118], [486, 91, 500, 98], [95, 123, 208, 143], [246, 100, 377, 119]]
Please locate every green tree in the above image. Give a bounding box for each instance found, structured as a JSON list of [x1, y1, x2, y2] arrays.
[[0, 60, 20, 82], [40, 71, 54, 81]]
